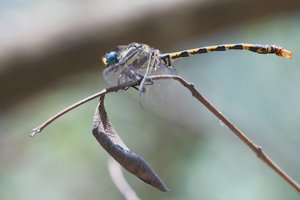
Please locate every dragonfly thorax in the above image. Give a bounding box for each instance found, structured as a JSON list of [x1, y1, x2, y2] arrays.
[[102, 43, 162, 86]]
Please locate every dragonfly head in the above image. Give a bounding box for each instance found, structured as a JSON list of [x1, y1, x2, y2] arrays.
[[102, 51, 118, 67]]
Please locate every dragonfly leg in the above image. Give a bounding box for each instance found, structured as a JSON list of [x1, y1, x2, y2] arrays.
[[117, 72, 124, 85]]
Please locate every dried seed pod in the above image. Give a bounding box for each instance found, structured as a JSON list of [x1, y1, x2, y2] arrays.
[[92, 95, 169, 192]]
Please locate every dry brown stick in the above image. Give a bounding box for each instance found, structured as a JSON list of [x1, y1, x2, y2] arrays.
[[152, 75, 300, 194], [31, 80, 139, 137], [31, 74, 300, 193], [107, 158, 141, 200]]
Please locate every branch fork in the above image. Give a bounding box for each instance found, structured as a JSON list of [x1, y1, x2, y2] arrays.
[[31, 75, 300, 194]]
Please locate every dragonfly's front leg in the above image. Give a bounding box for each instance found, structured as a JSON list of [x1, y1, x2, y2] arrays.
[[117, 72, 124, 85], [127, 69, 145, 91]]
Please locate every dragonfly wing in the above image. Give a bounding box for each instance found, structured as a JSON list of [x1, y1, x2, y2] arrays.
[[139, 62, 177, 108]]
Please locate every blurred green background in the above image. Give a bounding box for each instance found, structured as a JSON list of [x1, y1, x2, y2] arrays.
[[0, 0, 299, 199]]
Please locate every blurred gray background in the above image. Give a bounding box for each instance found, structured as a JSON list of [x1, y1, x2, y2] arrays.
[[0, 0, 300, 199]]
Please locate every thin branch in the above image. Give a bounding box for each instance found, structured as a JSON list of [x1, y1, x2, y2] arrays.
[[107, 158, 141, 200], [31, 74, 300, 193], [151, 75, 300, 193], [31, 80, 138, 137]]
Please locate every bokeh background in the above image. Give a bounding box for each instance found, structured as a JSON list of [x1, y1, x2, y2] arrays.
[[1, 0, 300, 199]]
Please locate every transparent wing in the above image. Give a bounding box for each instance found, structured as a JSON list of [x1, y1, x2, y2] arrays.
[[139, 62, 177, 108], [103, 63, 145, 86], [103, 66, 123, 85]]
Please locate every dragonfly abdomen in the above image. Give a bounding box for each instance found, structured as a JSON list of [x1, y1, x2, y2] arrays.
[[161, 43, 292, 65]]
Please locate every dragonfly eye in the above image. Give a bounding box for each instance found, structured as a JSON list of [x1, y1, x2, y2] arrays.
[[105, 51, 118, 66]]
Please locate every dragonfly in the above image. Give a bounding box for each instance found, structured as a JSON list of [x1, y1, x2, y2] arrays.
[[102, 42, 292, 105], [31, 42, 292, 192]]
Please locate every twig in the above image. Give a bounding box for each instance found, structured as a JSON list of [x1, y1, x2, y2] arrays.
[[107, 158, 141, 200], [31, 80, 139, 137], [151, 75, 300, 193], [31, 74, 300, 193]]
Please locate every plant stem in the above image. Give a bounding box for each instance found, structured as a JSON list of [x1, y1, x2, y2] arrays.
[[31, 74, 300, 193], [152, 75, 300, 193], [31, 81, 138, 137]]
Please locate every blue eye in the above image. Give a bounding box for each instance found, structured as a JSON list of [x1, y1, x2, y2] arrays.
[[106, 51, 118, 65]]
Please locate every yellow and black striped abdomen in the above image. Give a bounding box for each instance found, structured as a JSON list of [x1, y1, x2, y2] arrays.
[[162, 43, 292, 65]]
